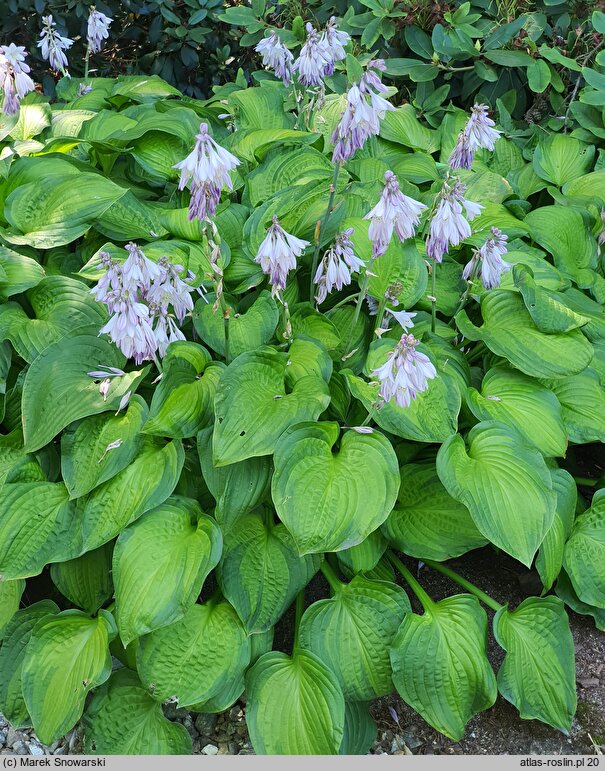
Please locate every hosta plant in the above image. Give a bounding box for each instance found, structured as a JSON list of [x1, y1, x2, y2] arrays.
[[0, 12, 604, 755]]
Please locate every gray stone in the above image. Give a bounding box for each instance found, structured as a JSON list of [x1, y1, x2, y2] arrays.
[[28, 744, 45, 757], [201, 744, 218, 755], [6, 727, 20, 746], [12, 741, 27, 755], [195, 714, 217, 736], [53, 747, 66, 755]]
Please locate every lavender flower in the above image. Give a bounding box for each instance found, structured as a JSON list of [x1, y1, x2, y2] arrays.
[[293, 23, 332, 87], [331, 60, 394, 164], [152, 308, 186, 357], [174, 122, 240, 222], [386, 308, 416, 331], [314, 227, 364, 304], [463, 227, 510, 289], [146, 257, 195, 322], [365, 171, 427, 258], [319, 17, 350, 76], [255, 215, 309, 296], [0, 44, 35, 116], [449, 104, 501, 170], [255, 32, 294, 86], [38, 15, 73, 74], [87, 6, 113, 54], [121, 242, 162, 293], [371, 334, 437, 408], [99, 295, 158, 366], [425, 181, 483, 263]]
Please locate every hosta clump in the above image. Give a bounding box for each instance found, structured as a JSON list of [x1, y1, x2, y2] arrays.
[[0, 15, 604, 756]]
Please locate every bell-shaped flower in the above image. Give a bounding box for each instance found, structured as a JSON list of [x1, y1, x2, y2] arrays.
[[463, 227, 510, 289], [365, 171, 427, 258], [314, 228, 364, 304], [255, 215, 309, 296], [87, 6, 113, 54], [293, 23, 332, 87], [319, 17, 349, 76], [426, 181, 482, 263], [255, 32, 294, 86], [38, 15, 73, 74], [0, 44, 35, 115], [449, 104, 501, 170], [371, 333, 437, 408]]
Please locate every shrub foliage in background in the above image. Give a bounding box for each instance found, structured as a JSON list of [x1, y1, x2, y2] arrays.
[[0, 2, 604, 757]]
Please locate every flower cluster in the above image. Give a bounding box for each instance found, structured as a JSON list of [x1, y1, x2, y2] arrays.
[[38, 15, 73, 74], [255, 216, 309, 296], [92, 243, 195, 363], [425, 181, 483, 263], [0, 44, 35, 116], [449, 104, 501, 171], [463, 227, 511, 289], [87, 7, 113, 55], [255, 32, 294, 86], [365, 171, 427, 258], [291, 19, 350, 87], [314, 228, 365, 304], [331, 60, 394, 164], [174, 122, 240, 222], [371, 334, 437, 409]]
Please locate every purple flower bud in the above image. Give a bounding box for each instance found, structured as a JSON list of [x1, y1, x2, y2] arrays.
[[38, 15, 73, 74], [293, 23, 332, 87]]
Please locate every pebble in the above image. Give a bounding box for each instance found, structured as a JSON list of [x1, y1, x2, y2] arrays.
[[578, 678, 600, 688], [13, 741, 27, 755], [6, 727, 20, 746], [28, 744, 45, 756], [201, 744, 218, 755]]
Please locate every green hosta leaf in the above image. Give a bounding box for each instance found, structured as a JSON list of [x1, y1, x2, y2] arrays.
[[339, 701, 377, 756], [246, 649, 345, 754], [272, 422, 400, 554], [383, 463, 487, 561], [564, 489, 605, 609], [286, 338, 333, 385], [61, 396, 148, 499], [114, 497, 222, 646], [493, 597, 576, 733], [338, 529, 388, 575], [0, 245, 45, 300], [455, 292, 593, 379], [513, 265, 589, 334], [50, 543, 114, 614], [193, 291, 279, 359], [83, 669, 192, 755], [299, 575, 410, 700], [80, 438, 185, 553], [379, 104, 440, 152], [22, 610, 116, 744], [144, 343, 222, 439], [560, 288, 605, 342], [390, 594, 497, 741], [0, 601, 59, 728], [536, 470, 577, 592], [22, 330, 147, 453], [0, 578, 25, 637], [0, 277, 107, 363], [465, 367, 567, 457], [533, 135, 594, 186], [556, 571, 605, 632], [542, 369, 605, 444], [0, 482, 80, 580], [247, 146, 334, 206], [217, 513, 320, 633], [290, 304, 341, 351], [327, 305, 370, 375], [213, 347, 330, 466], [197, 426, 271, 529], [437, 422, 556, 567], [137, 600, 250, 707]]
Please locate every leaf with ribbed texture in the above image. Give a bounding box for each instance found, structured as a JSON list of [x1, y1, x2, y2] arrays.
[[465, 367, 567, 457], [213, 347, 330, 466], [83, 669, 192, 755], [536, 470, 577, 592], [0, 277, 107, 363], [533, 134, 594, 186], [50, 543, 113, 614], [0, 601, 59, 728], [197, 426, 271, 529], [564, 489, 605, 609], [290, 304, 341, 350], [455, 291, 593, 379], [0, 578, 25, 637], [338, 529, 388, 575], [246, 649, 345, 755], [493, 597, 576, 733], [437, 422, 556, 567], [61, 396, 147, 499], [272, 422, 400, 554], [390, 594, 497, 741], [22, 330, 147, 452], [383, 463, 487, 561], [217, 513, 320, 633], [299, 575, 410, 700], [285, 338, 333, 386], [556, 571, 605, 632], [22, 609, 116, 744], [114, 497, 222, 645], [79, 438, 185, 552], [0, 482, 80, 579], [339, 701, 377, 755], [137, 600, 250, 707], [247, 146, 334, 206], [513, 265, 588, 333], [0, 245, 45, 300], [542, 369, 605, 444]]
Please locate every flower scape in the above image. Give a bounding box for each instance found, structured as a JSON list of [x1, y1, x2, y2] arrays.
[[0, 4, 603, 759]]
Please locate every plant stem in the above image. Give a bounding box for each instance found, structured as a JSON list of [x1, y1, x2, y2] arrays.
[[329, 291, 359, 311], [84, 46, 90, 79], [320, 561, 343, 593], [219, 295, 231, 364], [292, 589, 305, 652], [430, 260, 437, 334], [309, 163, 341, 303], [388, 551, 434, 613], [341, 271, 370, 360], [574, 476, 599, 488], [424, 560, 503, 612], [360, 402, 380, 427]]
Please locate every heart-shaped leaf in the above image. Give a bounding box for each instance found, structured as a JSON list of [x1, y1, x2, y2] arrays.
[[542, 369, 605, 443], [437, 422, 556, 567], [493, 596, 576, 733], [50, 543, 114, 614], [564, 489, 605, 609], [513, 265, 589, 333], [0, 245, 45, 300], [213, 347, 330, 466], [390, 594, 497, 741], [337, 529, 388, 576], [217, 513, 320, 633], [536, 469, 577, 592], [272, 422, 400, 554], [246, 649, 345, 754], [555, 571, 605, 632], [339, 701, 377, 755], [298, 574, 410, 700], [0, 578, 25, 638], [114, 496, 222, 645]]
